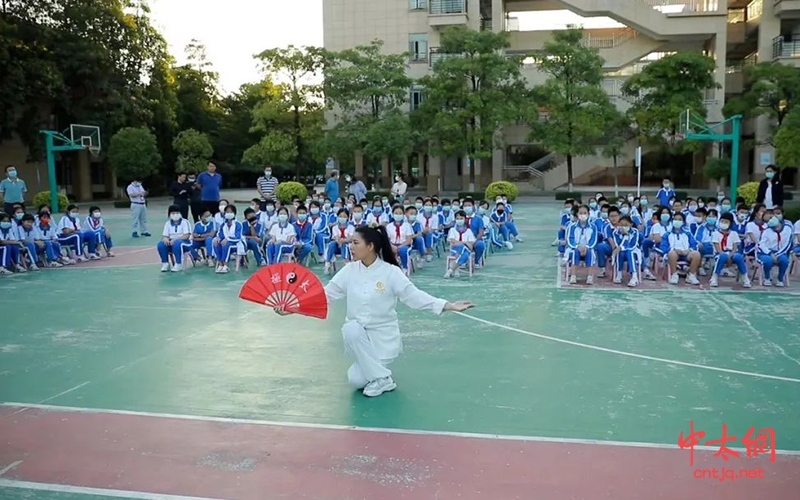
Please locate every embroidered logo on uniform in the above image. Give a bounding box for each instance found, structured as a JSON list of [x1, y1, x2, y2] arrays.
[[375, 281, 385, 293]]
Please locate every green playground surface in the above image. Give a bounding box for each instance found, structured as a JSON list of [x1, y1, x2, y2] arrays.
[[1, 200, 799, 499]]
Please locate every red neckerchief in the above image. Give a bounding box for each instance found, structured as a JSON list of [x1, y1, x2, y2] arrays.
[[339, 225, 347, 239], [91, 218, 101, 229], [721, 232, 728, 250], [394, 223, 402, 239], [457, 228, 465, 241], [424, 215, 431, 228]]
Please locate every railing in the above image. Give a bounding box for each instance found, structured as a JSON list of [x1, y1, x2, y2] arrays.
[[429, 47, 462, 67], [410, 51, 428, 63], [747, 0, 763, 20], [429, 0, 467, 15], [581, 28, 638, 49], [480, 17, 492, 31], [744, 52, 759, 65], [773, 35, 800, 60], [728, 8, 745, 23], [505, 16, 519, 31], [638, 0, 719, 13]]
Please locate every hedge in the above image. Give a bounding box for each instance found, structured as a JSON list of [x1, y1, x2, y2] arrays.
[[785, 205, 800, 222], [275, 181, 308, 204], [485, 181, 519, 202], [32, 191, 70, 212]]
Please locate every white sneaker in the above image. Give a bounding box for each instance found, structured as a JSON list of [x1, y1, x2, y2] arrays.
[[363, 377, 396, 397], [698, 267, 707, 277], [710, 276, 719, 287], [742, 276, 752, 288], [613, 274, 622, 284], [171, 263, 183, 272], [776, 281, 785, 287], [721, 268, 734, 277], [569, 275, 577, 284], [220, 265, 229, 274], [161, 263, 171, 272], [687, 274, 700, 285], [763, 279, 772, 286], [425, 255, 432, 262], [29, 263, 40, 271], [598, 269, 606, 278], [106, 250, 115, 257], [586, 275, 594, 285], [0, 268, 12, 275], [15, 264, 26, 273], [643, 268, 656, 281], [89, 253, 101, 260], [514, 236, 524, 243], [324, 262, 332, 275], [669, 274, 679, 285], [207, 259, 215, 268], [444, 269, 453, 279], [628, 275, 639, 287], [505, 241, 513, 250]]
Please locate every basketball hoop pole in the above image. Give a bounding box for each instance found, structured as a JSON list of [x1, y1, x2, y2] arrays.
[[39, 129, 86, 213], [680, 111, 743, 202]]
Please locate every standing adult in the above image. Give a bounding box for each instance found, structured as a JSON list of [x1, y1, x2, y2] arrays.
[[196, 162, 223, 215], [256, 165, 279, 210], [391, 173, 407, 203], [346, 174, 367, 203], [1, 165, 27, 215], [126, 178, 150, 237], [325, 170, 340, 202], [169, 172, 192, 219], [756, 164, 784, 210], [188, 172, 203, 223]]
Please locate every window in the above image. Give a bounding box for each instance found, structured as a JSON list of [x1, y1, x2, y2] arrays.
[[409, 0, 427, 10], [409, 33, 428, 63], [410, 86, 425, 111]]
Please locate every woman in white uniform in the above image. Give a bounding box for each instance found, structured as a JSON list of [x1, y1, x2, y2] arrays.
[[275, 223, 474, 397]]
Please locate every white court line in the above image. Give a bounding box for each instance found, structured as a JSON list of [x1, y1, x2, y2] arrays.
[[0, 460, 22, 477], [5, 381, 92, 418], [3, 402, 799, 456], [0, 479, 226, 500], [454, 312, 800, 384]]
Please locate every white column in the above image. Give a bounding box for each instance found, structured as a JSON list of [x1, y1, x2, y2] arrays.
[[754, 0, 781, 174]]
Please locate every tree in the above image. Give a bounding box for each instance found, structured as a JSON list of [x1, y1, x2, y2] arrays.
[[108, 126, 161, 182], [724, 62, 800, 147], [173, 40, 224, 138], [173, 129, 213, 173], [602, 108, 635, 197], [775, 108, 800, 167], [418, 27, 529, 190], [529, 27, 614, 192], [255, 45, 325, 177], [702, 157, 732, 189]]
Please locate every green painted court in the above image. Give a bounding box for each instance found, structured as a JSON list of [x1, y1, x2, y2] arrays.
[[1, 200, 799, 499]]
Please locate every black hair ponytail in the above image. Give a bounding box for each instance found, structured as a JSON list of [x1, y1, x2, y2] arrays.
[[355, 224, 401, 268]]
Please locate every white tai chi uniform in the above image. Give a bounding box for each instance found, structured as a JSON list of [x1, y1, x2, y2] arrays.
[[324, 258, 447, 388]]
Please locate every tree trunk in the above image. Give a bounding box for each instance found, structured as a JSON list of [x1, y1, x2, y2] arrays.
[[293, 106, 302, 179], [567, 154, 574, 192], [468, 155, 475, 192], [613, 156, 619, 197]]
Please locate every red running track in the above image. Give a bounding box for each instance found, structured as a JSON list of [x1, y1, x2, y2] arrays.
[[1, 405, 799, 500]]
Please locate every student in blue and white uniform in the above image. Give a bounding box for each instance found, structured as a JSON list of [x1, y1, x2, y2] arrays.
[[16, 214, 39, 270], [566, 205, 598, 285], [82, 205, 115, 258], [351, 205, 367, 228], [490, 202, 515, 250], [192, 209, 217, 266], [731, 204, 750, 251], [387, 205, 414, 270], [594, 205, 617, 277], [638, 195, 653, 223], [0, 212, 23, 274], [656, 178, 675, 207], [292, 204, 314, 263], [34, 210, 67, 266], [612, 215, 640, 287], [556, 199, 574, 255], [757, 213, 792, 286], [694, 208, 718, 262], [641, 207, 671, 280], [420, 199, 441, 260], [494, 196, 522, 242], [660, 212, 701, 285], [587, 198, 600, 221], [265, 206, 296, 265], [214, 204, 245, 273], [793, 217, 800, 256], [325, 208, 354, 274], [242, 208, 267, 266], [462, 199, 486, 267], [438, 199, 454, 233], [478, 200, 502, 250], [444, 210, 476, 279], [157, 205, 193, 272], [214, 199, 231, 227], [403, 206, 426, 268], [307, 201, 328, 257], [57, 204, 91, 262], [366, 200, 388, 226], [710, 212, 750, 288], [745, 204, 767, 257]]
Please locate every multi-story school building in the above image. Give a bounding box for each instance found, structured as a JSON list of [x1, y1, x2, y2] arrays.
[[323, 0, 800, 192]]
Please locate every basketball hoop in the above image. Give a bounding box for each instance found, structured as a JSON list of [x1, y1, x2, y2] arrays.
[[87, 146, 101, 158], [664, 133, 685, 148]]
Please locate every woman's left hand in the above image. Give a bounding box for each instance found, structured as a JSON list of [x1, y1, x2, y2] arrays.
[[445, 301, 475, 312]]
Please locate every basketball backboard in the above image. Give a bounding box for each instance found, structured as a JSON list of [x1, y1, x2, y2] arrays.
[[679, 109, 692, 136], [68, 124, 101, 154]]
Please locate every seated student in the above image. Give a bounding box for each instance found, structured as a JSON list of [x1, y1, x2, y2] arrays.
[[462, 199, 486, 267], [403, 205, 426, 267], [642, 207, 672, 280], [306, 200, 327, 257], [325, 209, 353, 273], [660, 212, 701, 285], [656, 178, 675, 207], [419, 199, 440, 260], [387, 205, 413, 268], [9, 205, 25, 230], [732, 203, 750, 250], [56, 204, 92, 262], [587, 197, 600, 220], [192, 209, 217, 266], [34, 209, 68, 266], [438, 199, 455, 233], [719, 197, 733, 214], [566, 205, 598, 285], [794, 216, 800, 256], [745, 203, 767, 257], [638, 195, 653, 223], [772, 205, 793, 231], [292, 204, 314, 263], [694, 208, 718, 269], [494, 195, 522, 242], [556, 199, 575, 254], [242, 208, 267, 266], [16, 214, 40, 270], [595, 206, 617, 278], [214, 199, 231, 227], [82, 206, 115, 258], [757, 212, 792, 287], [214, 204, 245, 274], [611, 215, 640, 287], [710, 212, 751, 288], [366, 199, 387, 226], [490, 201, 514, 250], [444, 210, 475, 279], [265, 207, 296, 265], [157, 205, 193, 272], [0, 212, 25, 274]]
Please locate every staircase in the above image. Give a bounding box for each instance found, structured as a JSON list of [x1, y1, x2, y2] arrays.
[[552, 0, 726, 39]]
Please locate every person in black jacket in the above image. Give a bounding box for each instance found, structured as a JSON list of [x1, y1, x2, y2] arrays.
[[188, 172, 203, 223], [169, 173, 192, 219], [756, 164, 784, 210]]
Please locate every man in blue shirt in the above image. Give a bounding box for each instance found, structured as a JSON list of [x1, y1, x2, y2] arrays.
[[196, 162, 223, 214], [1, 165, 27, 215], [325, 171, 340, 202]]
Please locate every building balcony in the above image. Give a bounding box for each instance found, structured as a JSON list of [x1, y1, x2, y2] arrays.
[[773, 0, 800, 17], [773, 35, 800, 65], [428, 0, 468, 27], [725, 66, 745, 94]]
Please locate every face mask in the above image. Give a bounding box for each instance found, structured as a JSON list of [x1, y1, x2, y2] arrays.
[[132, 182, 141, 187], [219, 204, 227, 212], [423, 206, 433, 213], [766, 171, 775, 179], [478, 208, 486, 215], [464, 206, 473, 215], [621, 226, 630, 234], [589, 202, 597, 208], [346, 203, 353, 210], [361, 203, 368, 210], [393, 214, 404, 223], [382, 199, 389, 205], [202, 216, 211, 223], [698, 202, 705, 208], [660, 214, 670, 224], [8, 170, 17, 178], [14, 212, 24, 220], [673, 220, 684, 229], [298, 213, 308, 221], [69, 212, 79, 219], [415, 203, 423, 210], [452, 204, 460, 210], [717, 196, 724, 202], [338, 217, 348, 225], [767, 217, 780, 228], [310, 208, 320, 215], [578, 214, 588, 222], [372, 207, 382, 214], [266, 206, 275, 213], [323, 203, 331, 210], [250, 204, 258, 210], [600, 212, 608, 219], [721, 204, 731, 212], [293, 203, 299, 209], [278, 214, 288, 223], [188, 177, 196, 183], [620, 207, 630, 215], [455, 219, 465, 227], [719, 222, 730, 230], [224, 212, 235, 220], [407, 214, 417, 223], [640, 199, 648, 206], [443, 206, 451, 212], [170, 213, 181, 222], [0, 222, 11, 229], [688, 205, 697, 212], [663, 183, 670, 189], [264, 171, 271, 177], [353, 212, 363, 221], [776, 214, 783, 221], [706, 217, 717, 226], [737, 213, 747, 221], [627, 196, 634, 202], [563, 208, 571, 214]]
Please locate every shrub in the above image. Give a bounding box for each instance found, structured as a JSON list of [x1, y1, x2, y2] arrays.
[[32, 191, 69, 212], [485, 181, 519, 202], [737, 182, 760, 205], [275, 181, 308, 203], [457, 191, 485, 201], [784, 205, 800, 223]]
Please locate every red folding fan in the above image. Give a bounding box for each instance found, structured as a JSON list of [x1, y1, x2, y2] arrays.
[[239, 263, 328, 319]]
